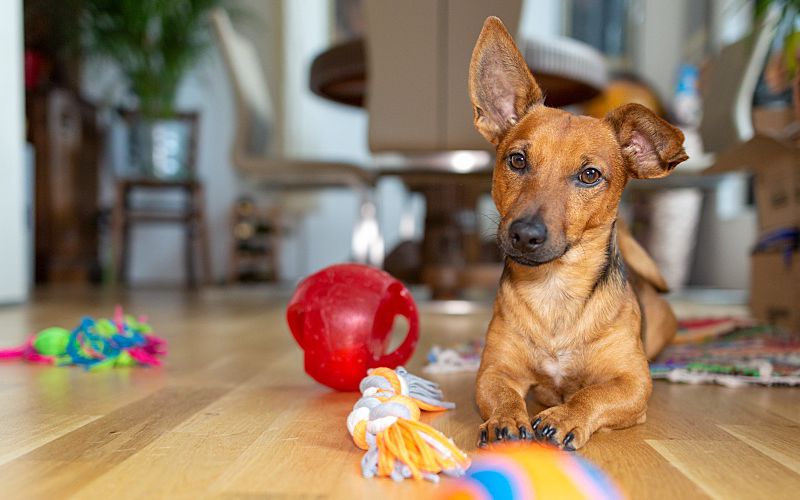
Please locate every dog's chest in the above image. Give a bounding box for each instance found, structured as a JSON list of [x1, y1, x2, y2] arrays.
[[540, 353, 568, 386], [515, 273, 586, 330], [533, 345, 579, 389], [504, 272, 598, 389]]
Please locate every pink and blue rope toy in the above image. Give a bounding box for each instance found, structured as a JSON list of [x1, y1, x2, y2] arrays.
[[0, 306, 167, 370]]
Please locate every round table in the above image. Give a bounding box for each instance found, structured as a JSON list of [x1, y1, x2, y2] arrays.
[[310, 37, 607, 108]]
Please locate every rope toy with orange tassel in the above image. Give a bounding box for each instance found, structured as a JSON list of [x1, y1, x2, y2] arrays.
[[346, 366, 470, 482]]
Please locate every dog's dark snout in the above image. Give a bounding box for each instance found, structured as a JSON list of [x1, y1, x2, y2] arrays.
[[509, 217, 548, 252]]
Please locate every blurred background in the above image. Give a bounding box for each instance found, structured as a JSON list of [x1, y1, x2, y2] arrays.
[[2, 0, 798, 329]]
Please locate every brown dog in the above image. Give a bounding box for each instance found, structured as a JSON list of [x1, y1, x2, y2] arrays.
[[470, 17, 688, 450]]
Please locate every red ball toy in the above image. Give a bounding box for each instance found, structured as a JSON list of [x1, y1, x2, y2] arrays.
[[286, 264, 419, 391]]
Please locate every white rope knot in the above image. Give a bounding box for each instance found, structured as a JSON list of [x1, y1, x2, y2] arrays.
[[345, 367, 469, 482]]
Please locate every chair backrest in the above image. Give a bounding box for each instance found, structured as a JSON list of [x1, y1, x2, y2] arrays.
[[363, 0, 523, 153], [211, 9, 274, 164], [699, 7, 780, 153]]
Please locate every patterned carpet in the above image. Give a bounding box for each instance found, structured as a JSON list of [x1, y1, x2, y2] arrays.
[[651, 318, 800, 386], [425, 317, 800, 387]]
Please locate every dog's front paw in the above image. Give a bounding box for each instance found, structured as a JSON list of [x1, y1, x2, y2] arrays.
[[532, 405, 589, 451], [478, 411, 533, 447]]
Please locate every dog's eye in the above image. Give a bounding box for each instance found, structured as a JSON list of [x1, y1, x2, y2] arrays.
[[578, 167, 602, 185], [507, 153, 526, 170]]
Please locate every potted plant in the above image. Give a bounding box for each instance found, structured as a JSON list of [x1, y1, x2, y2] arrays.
[[755, 0, 800, 125], [81, 0, 226, 179]]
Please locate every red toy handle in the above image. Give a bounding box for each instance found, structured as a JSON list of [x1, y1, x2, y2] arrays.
[[286, 303, 307, 350], [375, 283, 419, 368]]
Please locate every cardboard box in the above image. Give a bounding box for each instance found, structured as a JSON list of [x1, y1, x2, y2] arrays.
[[708, 136, 799, 329], [750, 251, 800, 332], [753, 156, 800, 231], [752, 106, 795, 137], [706, 135, 800, 233]]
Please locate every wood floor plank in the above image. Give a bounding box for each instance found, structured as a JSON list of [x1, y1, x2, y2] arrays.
[[583, 437, 709, 499], [208, 389, 353, 497], [638, 383, 796, 441], [72, 388, 280, 498], [0, 386, 227, 499], [71, 355, 300, 498], [646, 439, 800, 499], [720, 424, 800, 475], [207, 348, 357, 497], [746, 390, 800, 425], [0, 413, 100, 467]]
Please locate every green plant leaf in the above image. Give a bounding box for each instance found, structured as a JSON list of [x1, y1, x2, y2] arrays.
[[81, 0, 229, 117]]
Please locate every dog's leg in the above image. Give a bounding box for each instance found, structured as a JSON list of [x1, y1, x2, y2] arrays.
[[475, 317, 536, 446], [476, 368, 533, 446], [532, 371, 651, 451]]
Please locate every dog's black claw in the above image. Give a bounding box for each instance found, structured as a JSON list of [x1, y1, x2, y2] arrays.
[[562, 431, 575, 451], [538, 424, 550, 439], [532, 418, 542, 432], [495, 427, 502, 441], [563, 432, 576, 452], [519, 426, 529, 440], [479, 429, 488, 447], [501, 427, 513, 440], [546, 427, 557, 439]]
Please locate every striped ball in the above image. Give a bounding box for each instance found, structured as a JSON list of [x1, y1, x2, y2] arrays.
[[442, 443, 623, 500]]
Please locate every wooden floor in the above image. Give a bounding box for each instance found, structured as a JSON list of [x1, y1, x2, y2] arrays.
[[0, 286, 798, 499]]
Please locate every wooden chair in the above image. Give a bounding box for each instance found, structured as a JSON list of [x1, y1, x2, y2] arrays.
[[112, 112, 212, 288]]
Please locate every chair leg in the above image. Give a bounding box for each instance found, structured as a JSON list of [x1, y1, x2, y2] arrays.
[[120, 221, 131, 285], [186, 219, 197, 289], [196, 216, 212, 286], [196, 190, 213, 286], [351, 189, 384, 267], [269, 208, 282, 281], [186, 183, 211, 288], [112, 182, 128, 285], [227, 206, 239, 284]]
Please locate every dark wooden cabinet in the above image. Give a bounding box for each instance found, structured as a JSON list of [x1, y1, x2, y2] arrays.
[[27, 89, 101, 283], [25, 1, 101, 283]]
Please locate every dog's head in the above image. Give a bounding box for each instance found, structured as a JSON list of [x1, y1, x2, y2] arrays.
[[469, 17, 688, 266]]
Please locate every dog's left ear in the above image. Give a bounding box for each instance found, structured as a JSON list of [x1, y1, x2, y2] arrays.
[[605, 103, 688, 179]]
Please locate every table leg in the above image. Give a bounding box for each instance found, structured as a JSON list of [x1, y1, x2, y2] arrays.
[[416, 184, 484, 299]]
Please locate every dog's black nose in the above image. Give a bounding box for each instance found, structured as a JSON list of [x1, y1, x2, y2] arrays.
[[509, 217, 548, 252]]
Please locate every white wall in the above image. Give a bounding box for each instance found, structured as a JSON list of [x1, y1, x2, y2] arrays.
[[0, 0, 30, 304], [520, 0, 563, 39], [635, 0, 690, 100], [711, 0, 753, 49]]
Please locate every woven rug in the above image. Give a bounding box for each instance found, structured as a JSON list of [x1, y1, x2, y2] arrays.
[[651, 318, 800, 387], [424, 318, 800, 387]]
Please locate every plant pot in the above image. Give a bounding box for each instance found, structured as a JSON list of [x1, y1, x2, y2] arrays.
[[128, 117, 193, 180]]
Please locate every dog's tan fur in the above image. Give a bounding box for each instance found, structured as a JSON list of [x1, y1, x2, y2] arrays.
[[470, 17, 687, 450]]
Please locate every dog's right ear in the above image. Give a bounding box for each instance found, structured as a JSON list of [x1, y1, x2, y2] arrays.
[[469, 17, 543, 145]]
